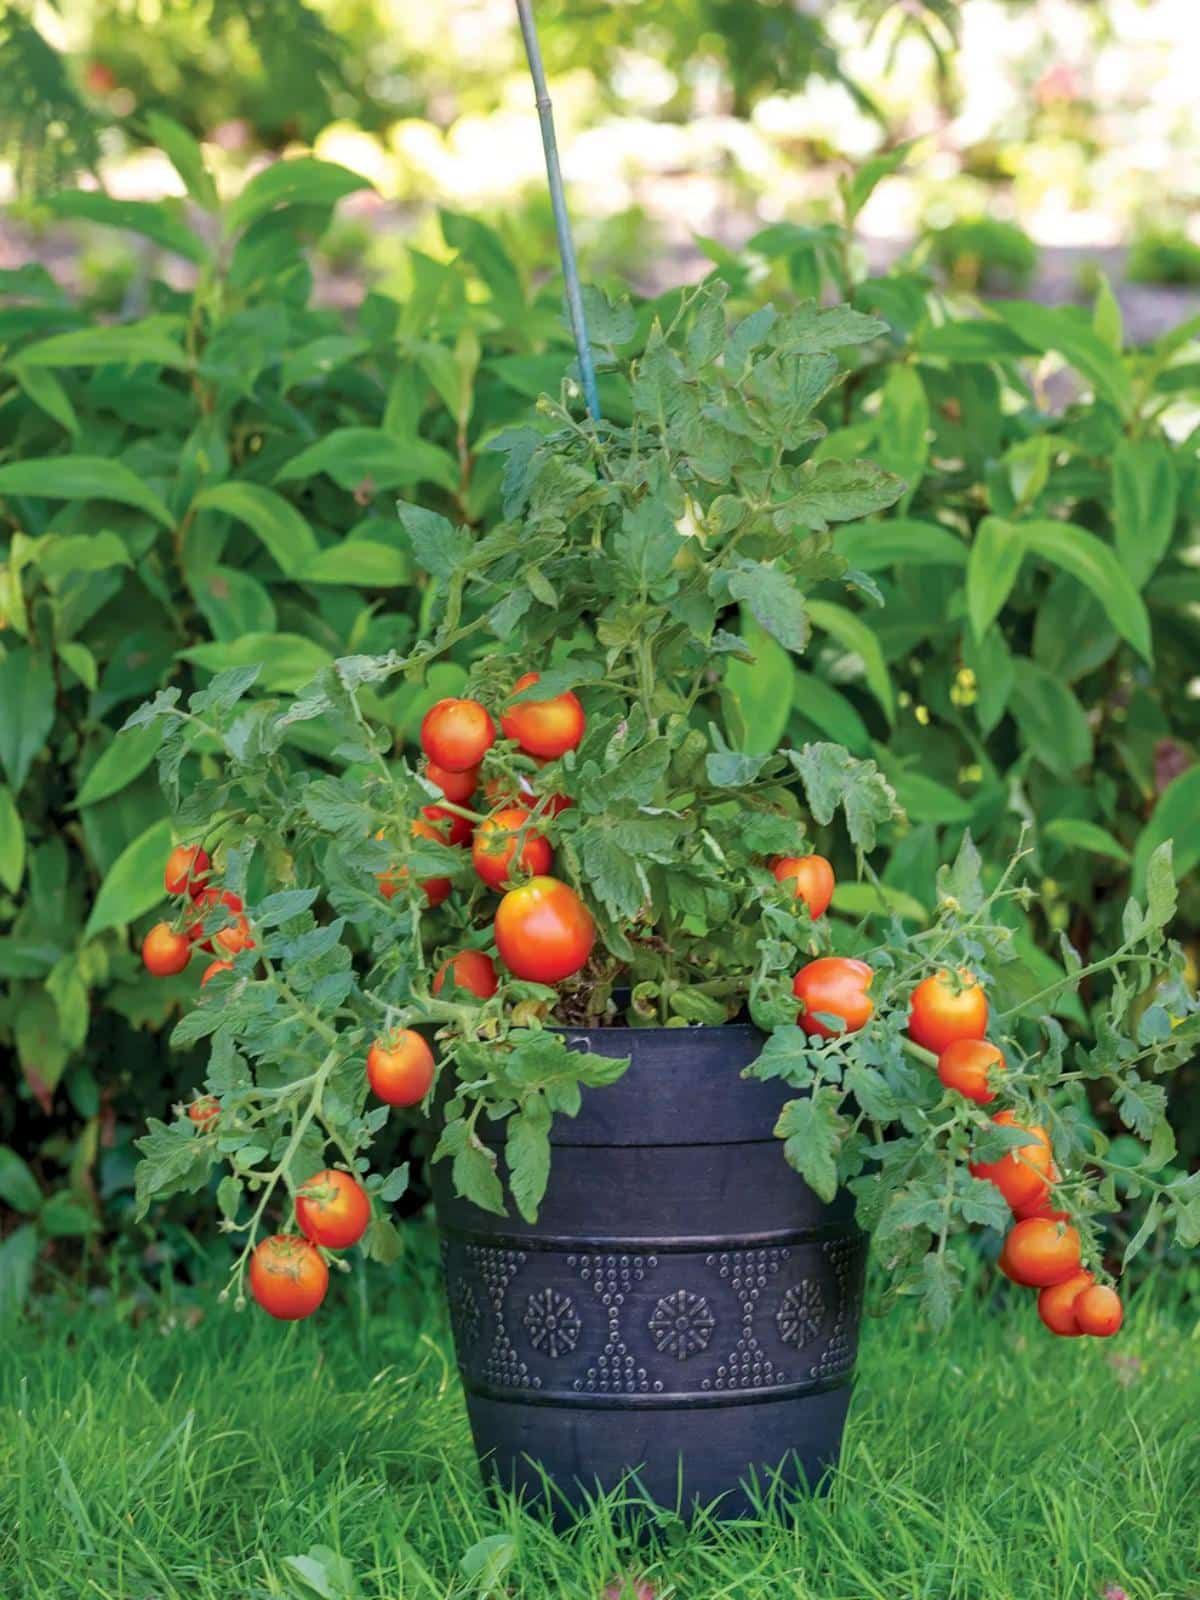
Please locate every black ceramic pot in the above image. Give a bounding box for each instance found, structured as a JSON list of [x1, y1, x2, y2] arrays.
[[431, 1020, 867, 1523]]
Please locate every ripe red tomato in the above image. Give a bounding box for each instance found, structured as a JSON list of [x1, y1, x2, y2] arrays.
[[367, 1030, 436, 1106], [421, 803, 473, 849], [792, 957, 873, 1039], [187, 888, 245, 951], [500, 672, 585, 760], [1002, 1217, 1082, 1287], [200, 958, 233, 987], [426, 760, 479, 804], [248, 1234, 329, 1320], [187, 1095, 220, 1128], [377, 820, 452, 907], [969, 1110, 1052, 1210], [771, 855, 835, 918], [164, 844, 211, 897], [420, 698, 495, 772], [494, 875, 595, 983], [1012, 1168, 1068, 1222], [433, 948, 498, 999], [1073, 1283, 1123, 1337], [142, 921, 192, 976], [472, 806, 553, 890], [295, 1169, 371, 1250], [1036, 1270, 1094, 1337], [908, 968, 988, 1054], [937, 1038, 1005, 1104]]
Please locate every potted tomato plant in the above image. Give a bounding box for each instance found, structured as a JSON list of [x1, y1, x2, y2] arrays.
[[130, 285, 1200, 1522]]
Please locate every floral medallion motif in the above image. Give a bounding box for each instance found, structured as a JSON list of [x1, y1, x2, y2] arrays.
[[522, 1287, 581, 1358], [648, 1290, 716, 1361], [776, 1279, 825, 1349]]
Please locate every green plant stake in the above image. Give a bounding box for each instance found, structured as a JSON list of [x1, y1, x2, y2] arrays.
[[514, 0, 602, 420]]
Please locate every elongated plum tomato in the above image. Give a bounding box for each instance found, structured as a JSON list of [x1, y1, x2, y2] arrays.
[[142, 921, 191, 976], [187, 1095, 220, 1128], [494, 875, 595, 983], [425, 760, 479, 804], [771, 855, 835, 918], [367, 1030, 436, 1107], [969, 1110, 1052, 1210], [1037, 1269, 1094, 1337], [792, 957, 873, 1039], [377, 821, 450, 907], [295, 1169, 371, 1251], [937, 1038, 1004, 1105], [472, 806, 553, 890], [501, 672, 585, 760], [1002, 1217, 1082, 1287], [420, 698, 495, 772], [908, 968, 987, 1054], [433, 949, 498, 999], [164, 843, 210, 897], [421, 803, 472, 849], [249, 1234, 329, 1321], [1073, 1283, 1123, 1337], [187, 887, 246, 952]]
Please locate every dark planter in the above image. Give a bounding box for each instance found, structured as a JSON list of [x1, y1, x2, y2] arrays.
[[432, 1021, 867, 1523]]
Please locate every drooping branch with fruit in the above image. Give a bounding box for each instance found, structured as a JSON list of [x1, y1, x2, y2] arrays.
[[129, 284, 1200, 1334]]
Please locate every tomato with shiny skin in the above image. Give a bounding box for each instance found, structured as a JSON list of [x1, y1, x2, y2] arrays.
[[908, 968, 988, 1054], [249, 1234, 329, 1320], [969, 1110, 1052, 1210], [187, 887, 245, 951], [937, 1038, 1005, 1104], [367, 1030, 436, 1106], [771, 855, 835, 918], [201, 958, 234, 987], [472, 806, 553, 890], [1012, 1169, 1069, 1222], [494, 875, 595, 983], [164, 844, 210, 897], [295, 1169, 371, 1250], [501, 672, 585, 760], [792, 957, 873, 1039], [425, 760, 479, 804], [1037, 1270, 1094, 1336], [142, 921, 192, 976], [421, 803, 473, 848], [420, 698, 495, 772], [187, 1095, 220, 1128], [433, 949, 498, 999], [1073, 1283, 1123, 1337], [1002, 1217, 1082, 1287]]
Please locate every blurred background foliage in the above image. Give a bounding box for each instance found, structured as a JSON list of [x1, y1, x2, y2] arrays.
[[1, 0, 1199, 1303]]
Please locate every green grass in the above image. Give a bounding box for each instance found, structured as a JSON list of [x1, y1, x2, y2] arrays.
[[3, 1231, 1198, 1600]]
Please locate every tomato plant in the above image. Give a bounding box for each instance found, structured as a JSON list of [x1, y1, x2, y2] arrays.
[[126, 284, 1200, 1333]]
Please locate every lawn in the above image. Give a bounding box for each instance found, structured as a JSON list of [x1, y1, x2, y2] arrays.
[[3, 1230, 1197, 1600]]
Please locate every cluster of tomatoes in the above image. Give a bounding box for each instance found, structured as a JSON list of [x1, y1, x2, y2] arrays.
[[377, 673, 596, 988], [774, 854, 1124, 1341], [142, 845, 255, 984]]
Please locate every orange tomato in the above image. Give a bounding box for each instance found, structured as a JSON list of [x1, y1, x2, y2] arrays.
[[500, 672, 586, 760], [187, 1095, 220, 1128], [1012, 1169, 1069, 1222], [937, 1038, 1005, 1104], [248, 1235, 329, 1320], [771, 855, 835, 918], [472, 806, 553, 890], [367, 1030, 436, 1106], [142, 921, 192, 976], [420, 698, 495, 772], [377, 820, 452, 907], [908, 968, 988, 1055], [1074, 1284, 1123, 1337], [792, 957, 873, 1039], [433, 949, 499, 999], [200, 958, 234, 987], [1036, 1270, 1095, 1337], [164, 844, 210, 897], [295, 1169, 371, 1250], [187, 888, 245, 951], [1002, 1217, 1082, 1287], [494, 875, 595, 983], [426, 760, 479, 804], [969, 1110, 1052, 1210], [421, 803, 473, 848]]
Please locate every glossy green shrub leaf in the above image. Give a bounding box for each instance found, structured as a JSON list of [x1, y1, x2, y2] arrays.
[[225, 157, 371, 234], [42, 191, 206, 263], [0, 458, 173, 527], [1009, 661, 1092, 778], [0, 648, 55, 793], [0, 1145, 41, 1214], [145, 112, 218, 208], [724, 610, 793, 755], [1132, 763, 1200, 896], [876, 365, 929, 508], [298, 543, 411, 586], [12, 364, 78, 434], [194, 483, 318, 576], [1043, 818, 1131, 864], [181, 634, 334, 694], [992, 299, 1133, 416], [74, 722, 165, 810], [1018, 519, 1152, 661], [807, 599, 895, 722], [14, 317, 189, 371], [275, 428, 458, 493], [966, 516, 1023, 641], [835, 517, 966, 572], [82, 817, 173, 939], [790, 671, 871, 755], [1112, 437, 1177, 588], [0, 785, 25, 893]]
